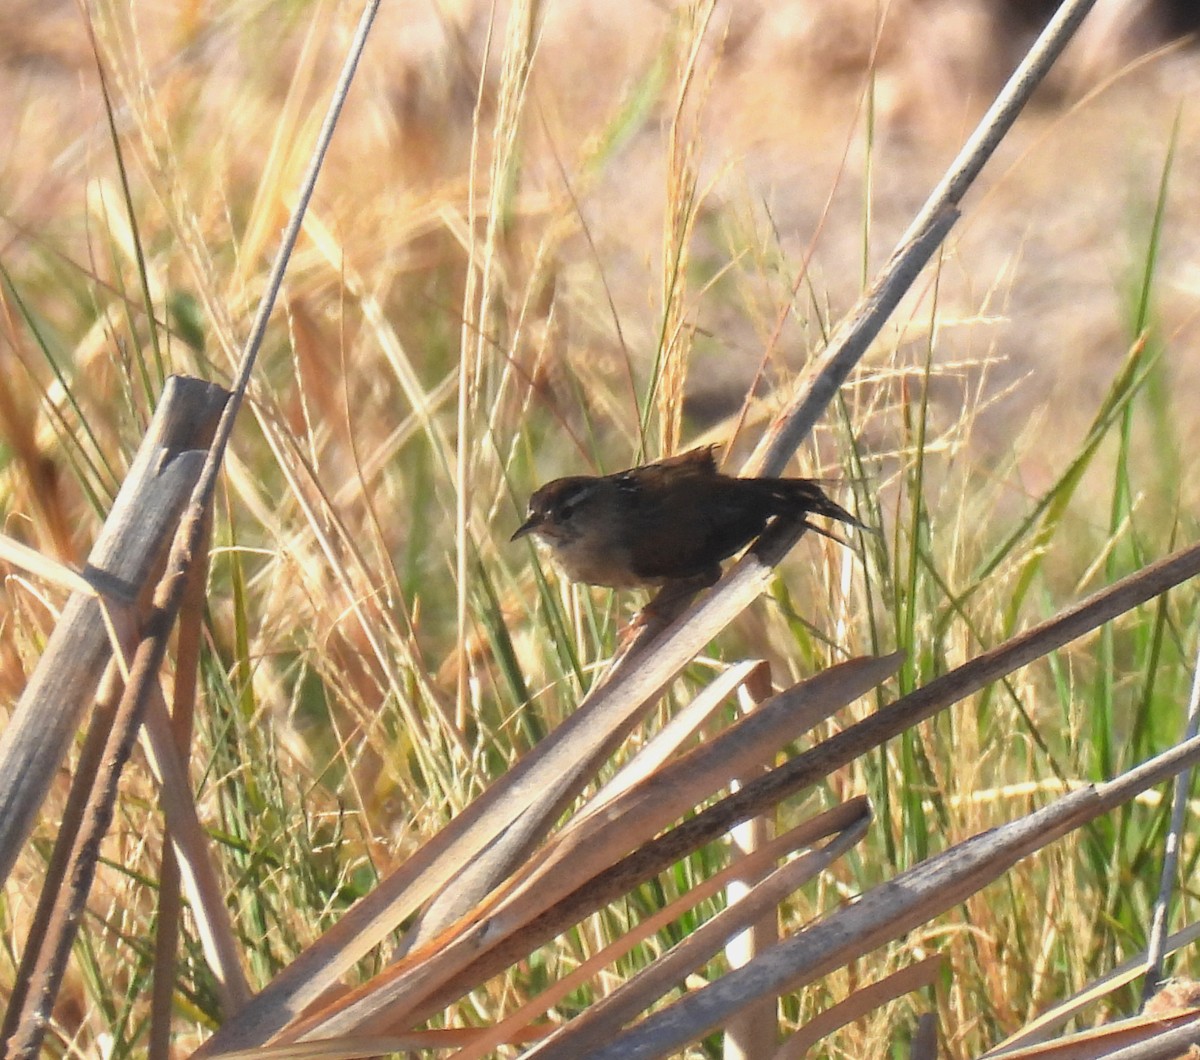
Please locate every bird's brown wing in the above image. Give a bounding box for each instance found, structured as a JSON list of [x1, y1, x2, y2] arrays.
[[611, 444, 719, 484], [626, 474, 864, 582], [624, 473, 773, 582]]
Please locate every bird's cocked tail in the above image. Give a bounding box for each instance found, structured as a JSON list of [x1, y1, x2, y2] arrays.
[[761, 478, 870, 532]]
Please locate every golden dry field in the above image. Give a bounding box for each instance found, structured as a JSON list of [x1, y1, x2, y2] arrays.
[[2, 1, 1200, 1056]]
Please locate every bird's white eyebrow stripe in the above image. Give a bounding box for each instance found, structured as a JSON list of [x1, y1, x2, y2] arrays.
[[561, 482, 601, 506]]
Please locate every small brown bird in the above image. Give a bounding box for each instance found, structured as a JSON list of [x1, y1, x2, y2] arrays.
[[512, 446, 867, 591]]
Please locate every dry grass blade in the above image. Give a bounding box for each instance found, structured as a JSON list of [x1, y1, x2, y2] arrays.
[[771, 955, 944, 1060], [0, 376, 228, 887], [278, 660, 887, 1040], [1143, 638, 1200, 998], [1099, 1017, 1200, 1060], [0, 532, 96, 597], [138, 698, 248, 1005], [387, 802, 877, 1036], [571, 734, 1200, 1060], [990, 1009, 1200, 1060], [724, 663, 780, 1060], [578, 658, 769, 812], [522, 807, 871, 1058], [508, 655, 901, 911], [445, 800, 872, 1060], [985, 922, 1200, 1055]]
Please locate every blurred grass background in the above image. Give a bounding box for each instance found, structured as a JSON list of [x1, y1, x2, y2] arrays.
[[1, 0, 1199, 1055]]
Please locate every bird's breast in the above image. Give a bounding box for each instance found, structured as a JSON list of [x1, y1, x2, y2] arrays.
[[544, 535, 647, 589]]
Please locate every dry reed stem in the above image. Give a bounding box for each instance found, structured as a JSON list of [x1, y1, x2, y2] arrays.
[[575, 733, 1200, 1060], [512, 659, 881, 917], [444, 799, 873, 1060], [280, 663, 891, 1042], [0, 376, 228, 886], [724, 663, 781, 1060], [149, 507, 211, 1058], [770, 955, 945, 1060], [748, 0, 1102, 478], [523, 811, 870, 1059]]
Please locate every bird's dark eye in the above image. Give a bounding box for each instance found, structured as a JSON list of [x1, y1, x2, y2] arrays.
[[552, 483, 596, 523]]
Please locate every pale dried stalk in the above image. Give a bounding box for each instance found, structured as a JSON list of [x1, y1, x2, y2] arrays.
[[724, 663, 781, 1060], [524, 811, 871, 1059], [579, 734, 1200, 1060], [280, 660, 894, 1043], [149, 505, 210, 1060], [447, 799, 873, 1060], [770, 955, 944, 1060], [0, 376, 227, 886]]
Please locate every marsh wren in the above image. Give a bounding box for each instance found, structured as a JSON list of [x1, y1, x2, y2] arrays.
[[511, 446, 867, 591]]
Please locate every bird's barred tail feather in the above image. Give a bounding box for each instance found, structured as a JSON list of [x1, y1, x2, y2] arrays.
[[767, 479, 871, 532]]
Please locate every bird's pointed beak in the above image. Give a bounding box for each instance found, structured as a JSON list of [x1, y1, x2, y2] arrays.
[[511, 515, 541, 542]]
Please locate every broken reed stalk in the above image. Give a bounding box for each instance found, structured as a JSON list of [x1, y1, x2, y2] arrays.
[[0, 378, 229, 1059], [723, 663, 781, 1060], [0, 376, 228, 886], [149, 507, 213, 1059], [573, 733, 1200, 1060]]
